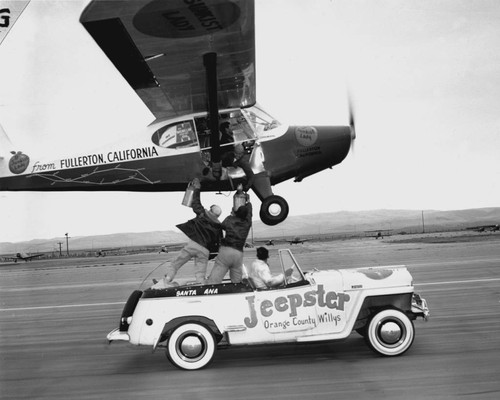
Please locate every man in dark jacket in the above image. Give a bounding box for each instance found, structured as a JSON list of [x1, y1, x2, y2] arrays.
[[153, 178, 222, 288], [207, 187, 252, 284]]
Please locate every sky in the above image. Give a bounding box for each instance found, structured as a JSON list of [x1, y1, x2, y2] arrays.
[[0, 0, 499, 243]]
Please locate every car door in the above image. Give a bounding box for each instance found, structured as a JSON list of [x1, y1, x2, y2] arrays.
[[309, 269, 349, 335], [237, 283, 319, 344]]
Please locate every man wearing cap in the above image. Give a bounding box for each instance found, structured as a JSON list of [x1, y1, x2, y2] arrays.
[[207, 188, 252, 284], [153, 178, 222, 288]]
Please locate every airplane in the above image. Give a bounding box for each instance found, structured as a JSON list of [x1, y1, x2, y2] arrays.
[[255, 236, 309, 245], [286, 236, 310, 245], [255, 239, 275, 246], [466, 224, 499, 233], [0, 0, 355, 227], [158, 243, 187, 253], [95, 248, 122, 257], [3, 252, 44, 263], [365, 229, 393, 239], [158, 246, 169, 254]]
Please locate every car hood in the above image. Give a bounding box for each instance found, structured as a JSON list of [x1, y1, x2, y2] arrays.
[[306, 265, 413, 291]]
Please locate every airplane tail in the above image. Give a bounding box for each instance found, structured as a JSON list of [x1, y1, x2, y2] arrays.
[[0, 2, 32, 46], [0, 121, 13, 154], [0, 122, 15, 175], [1, 0, 32, 176]]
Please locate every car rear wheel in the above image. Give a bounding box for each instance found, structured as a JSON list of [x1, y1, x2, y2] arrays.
[[365, 309, 414, 356], [167, 323, 216, 370]]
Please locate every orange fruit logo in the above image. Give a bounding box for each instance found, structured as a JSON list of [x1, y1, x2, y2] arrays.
[[8, 151, 30, 174]]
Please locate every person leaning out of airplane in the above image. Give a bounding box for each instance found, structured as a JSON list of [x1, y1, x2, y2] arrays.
[[219, 121, 234, 145], [207, 187, 253, 284], [221, 140, 255, 191], [152, 178, 222, 288], [246, 247, 293, 289]]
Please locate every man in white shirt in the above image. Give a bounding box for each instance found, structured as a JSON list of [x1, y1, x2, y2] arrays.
[[248, 247, 290, 289]]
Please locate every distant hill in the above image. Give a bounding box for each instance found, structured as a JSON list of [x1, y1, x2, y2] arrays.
[[251, 207, 500, 238], [0, 231, 186, 255], [1, 207, 499, 254]]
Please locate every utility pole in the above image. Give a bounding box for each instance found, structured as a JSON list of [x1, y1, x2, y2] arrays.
[[421, 211, 425, 234], [65, 233, 69, 256], [57, 242, 63, 257]]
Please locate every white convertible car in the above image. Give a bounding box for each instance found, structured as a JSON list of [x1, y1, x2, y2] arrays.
[[108, 249, 429, 370]]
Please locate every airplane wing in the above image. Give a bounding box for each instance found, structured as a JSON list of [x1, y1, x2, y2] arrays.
[[80, 0, 256, 120]]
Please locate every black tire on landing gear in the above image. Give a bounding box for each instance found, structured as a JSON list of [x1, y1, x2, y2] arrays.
[[259, 195, 289, 226]]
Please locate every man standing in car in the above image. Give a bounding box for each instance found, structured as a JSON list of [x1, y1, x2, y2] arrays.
[[207, 186, 252, 284], [153, 178, 222, 288]]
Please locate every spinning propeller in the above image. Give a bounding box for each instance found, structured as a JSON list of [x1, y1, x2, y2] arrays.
[[347, 93, 357, 154]]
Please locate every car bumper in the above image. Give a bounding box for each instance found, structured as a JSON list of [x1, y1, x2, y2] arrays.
[[107, 328, 130, 343], [411, 293, 430, 321]]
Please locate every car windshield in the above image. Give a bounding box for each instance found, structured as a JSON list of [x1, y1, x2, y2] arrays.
[[279, 249, 305, 284]]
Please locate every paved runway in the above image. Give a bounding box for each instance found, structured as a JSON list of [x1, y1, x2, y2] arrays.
[[1, 234, 500, 399]]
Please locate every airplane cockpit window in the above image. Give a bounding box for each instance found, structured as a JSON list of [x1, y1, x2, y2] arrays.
[[221, 111, 255, 146], [242, 105, 281, 136], [151, 121, 197, 149]]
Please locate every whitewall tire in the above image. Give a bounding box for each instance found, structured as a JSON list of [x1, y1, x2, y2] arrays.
[[167, 323, 216, 370], [366, 309, 415, 356]]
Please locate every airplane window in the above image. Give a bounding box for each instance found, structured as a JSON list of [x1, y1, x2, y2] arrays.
[[221, 111, 255, 145], [151, 121, 197, 149]]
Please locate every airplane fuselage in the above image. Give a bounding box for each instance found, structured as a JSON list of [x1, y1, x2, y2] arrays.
[[0, 105, 353, 225], [0, 105, 351, 192]]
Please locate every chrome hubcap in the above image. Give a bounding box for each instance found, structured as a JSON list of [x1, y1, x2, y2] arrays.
[[379, 321, 402, 344], [179, 334, 204, 359]]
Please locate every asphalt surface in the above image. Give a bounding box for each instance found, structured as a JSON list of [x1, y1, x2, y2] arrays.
[[1, 233, 500, 399]]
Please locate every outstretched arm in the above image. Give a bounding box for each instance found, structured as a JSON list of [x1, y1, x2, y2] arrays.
[[190, 179, 205, 216], [260, 268, 284, 287]]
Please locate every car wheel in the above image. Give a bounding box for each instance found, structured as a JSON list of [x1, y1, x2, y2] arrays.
[[167, 323, 216, 370], [259, 195, 289, 226], [365, 309, 414, 356]]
